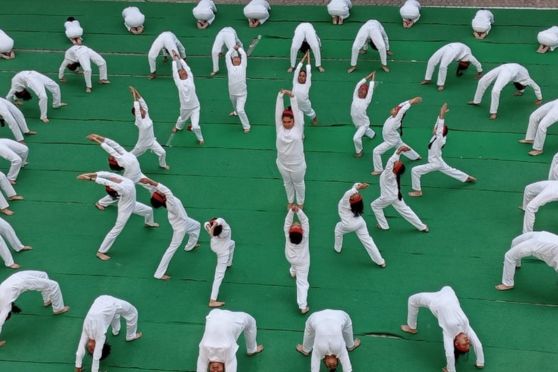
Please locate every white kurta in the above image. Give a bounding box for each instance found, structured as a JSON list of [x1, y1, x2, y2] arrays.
[[226, 48, 250, 130], [153, 183, 200, 279], [0, 138, 28, 182], [148, 32, 186, 73], [64, 20, 83, 40], [537, 26, 558, 51], [292, 63, 316, 119], [549, 152, 558, 181], [351, 79, 375, 153], [243, 0, 270, 24], [0, 30, 14, 54], [524, 98, 558, 151], [350, 20, 390, 67], [472, 63, 542, 114], [75, 295, 139, 372], [334, 184, 384, 265], [0, 97, 30, 142], [290, 23, 322, 68], [130, 98, 167, 168], [501, 231, 558, 286], [276, 92, 306, 205], [205, 218, 235, 300], [424, 42, 482, 86], [172, 60, 203, 142], [193, 0, 217, 24], [300, 309, 356, 372], [327, 0, 352, 19], [197, 309, 259, 372], [100, 138, 144, 183], [58, 45, 108, 88], [406, 286, 484, 372], [284, 209, 310, 309], [471, 10, 494, 34], [522, 180, 558, 233], [0, 271, 66, 336], [400, 0, 421, 22], [6, 70, 63, 121], [211, 27, 241, 72], [122, 7, 145, 31]]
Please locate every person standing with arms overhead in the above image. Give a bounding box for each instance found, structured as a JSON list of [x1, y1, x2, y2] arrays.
[[292, 52, 317, 125], [350, 71, 376, 158], [225, 45, 250, 133]]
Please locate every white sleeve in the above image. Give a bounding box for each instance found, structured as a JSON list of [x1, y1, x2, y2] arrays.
[[74, 330, 88, 368]]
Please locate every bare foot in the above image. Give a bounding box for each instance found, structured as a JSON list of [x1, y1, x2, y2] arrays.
[[24, 131, 37, 136], [287, 67, 294, 73], [387, 50, 394, 56], [210, 71, 218, 77], [311, 117, 318, 125], [172, 127, 181, 133], [40, 117, 49, 124], [529, 149, 543, 156], [20, 246, 32, 251], [379, 261, 387, 268], [148, 73, 157, 80], [408, 190, 422, 197], [466, 176, 477, 183], [158, 275, 171, 281], [489, 113, 497, 120], [348, 338, 361, 351], [198, 140, 205, 145], [420, 80, 431, 85], [160, 164, 170, 170], [401, 324, 417, 334], [243, 128, 250, 133], [95, 203, 105, 211], [354, 151, 363, 158], [347, 66, 356, 73], [381, 65, 390, 72], [296, 344, 310, 356], [518, 139, 534, 144], [54, 102, 68, 108], [145, 222, 160, 228], [496, 284, 514, 291], [0, 340, 6, 347], [127, 332, 143, 341], [99, 80, 111, 84], [9, 195, 23, 201], [317, 66, 325, 73], [300, 307, 310, 315], [8, 263, 20, 269], [8, 180, 16, 185], [187, 125, 193, 132], [209, 300, 225, 308], [421, 226, 429, 233], [247, 345, 264, 356], [437, 85, 445, 91], [184, 243, 201, 252], [53, 305, 70, 315], [96, 252, 111, 261], [229, 111, 238, 116], [467, 101, 479, 106], [43, 301, 52, 307], [1, 208, 14, 216], [85, 87, 92, 93], [371, 170, 383, 176]]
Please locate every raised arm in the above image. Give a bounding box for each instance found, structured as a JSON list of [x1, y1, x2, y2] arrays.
[[385, 148, 404, 174], [239, 47, 247, 68], [100, 137, 125, 156], [284, 209, 294, 237], [275, 91, 285, 129], [293, 62, 303, 86], [395, 97, 421, 121], [296, 208, 309, 233]]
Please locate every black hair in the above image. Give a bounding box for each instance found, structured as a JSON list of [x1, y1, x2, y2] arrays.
[[289, 231, 303, 244], [68, 62, 81, 71], [368, 40, 378, 51], [299, 41, 310, 53], [399, 112, 407, 136], [456, 61, 470, 77], [108, 156, 124, 171], [131, 107, 136, 116], [428, 126, 449, 149], [513, 82, 526, 91], [87, 342, 112, 360], [454, 346, 469, 361], [6, 303, 22, 321], [0, 118, 4, 127], [395, 163, 406, 201], [150, 194, 167, 209], [105, 186, 119, 199], [15, 89, 32, 101], [329, 369, 337, 372], [350, 199, 364, 217], [67, 16, 76, 22], [213, 224, 223, 237]]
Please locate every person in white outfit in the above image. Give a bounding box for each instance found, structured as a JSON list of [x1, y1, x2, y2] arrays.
[[59, 44, 110, 92], [537, 26, 558, 53], [244, 0, 270, 28], [0, 270, 69, 346], [210, 27, 242, 76], [197, 309, 264, 372], [409, 103, 476, 197], [0, 30, 15, 59], [284, 206, 310, 314], [147, 31, 186, 79], [204, 217, 235, 308], [226, 45, 251, 133], [0, 170, 24, 215], [348, 20, 392, 73], [0, 138, 28, 184], [472, 9, 494, 39], [289, 23, 324, 73], [129, 87, 168, 169], [548, 152, 558, 181], [401, 286, 485, 372], [296, 309, 361, 372], [0, 97, 36, 142], [335, 183, 386, 267], [171, 52, 204, 144], [139, 178, 201, 280], [292, 52, 318, 125], [75, 295, 142, 372], [275, 89, 306, 208], [468, 63, 542, 120], [64, 17, 83, 44], [421, 42, 482, 91], [521, 179, 558, 233], [372, 147, 428, 232], [193, 0, 217, 29], [400, 0, 421, 28], [6, 70, 67, 123], [372, 97, 422, 175], [327, 0, 352, 25], [496, 231, 558, 290], [519, 98, 558, 156], [351, 71, 376, 157], [0, 216, 31, 267], [77, 172, 158, 261], [122, 7, 145, 34]]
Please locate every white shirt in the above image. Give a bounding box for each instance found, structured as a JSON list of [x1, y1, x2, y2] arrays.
[[64, 20, 83, 39], [350, 79, 374, 126], [226, 47, 247, 96], [149, 32, 184, 58], [172, 60, 200, 109], [294, 23, 319, 43], [206, 218, 234, 257], [154, 183, 189, 230], [6, 71, 48, 102], [472, 10, 494, 33], [435, 43, 482, 72], [515, 231, 558, 270], [381, 100, 411, 146], [95, 172, 136, 213], [538, 26, 558, 51], [58, 45, 97, 78], [489, 63, 542, 100], [193, 0, 217, 19], [328, 0, 352, 12], [400, 0, 421, 20], [216, 27, 240, 50], [133, 98, 156, 147], [122, 7, 145, 29], [284, 209, 310, 266], [338, 184, 364, 227], [0, 30, 14, 53], [427, 117, 446, 162], [275, 93, 305, 169], [100, 139, 144, 183], [244, 0, 270, 16], [379, 152, 400, 200], [292, 63, 312, 102]]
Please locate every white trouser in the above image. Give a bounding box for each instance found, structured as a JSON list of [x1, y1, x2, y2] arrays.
[[411, 159, 469, 190], [302, 311, 355, 353], [424, 50, 455, 86], [80, 51, 107, 88], [472, 70, 511, 114], [0, 217, 23, 251], [193, 7, 215, 24], [0, 143, 28, 181], [290, 34, 321, 68], [0, 236, 14, 266], [108, 298, 139, 340], [290, 262, 309, 309], [154, 219, 201, 279], [405, 289, 453, 329], [23, 271, 66, 312], [297, 98, 316, 119], [353, 125, 375, 153], [98, 202, 154, 253], [211, 34, 230, 72], [327, 3, 350, 19], [334, 218, 385, 265], [501, 241, 539, 286], [525, 109, 558, 151], [371, 196, 426, 230], [244, 8, 269, 24], [0, 172, 16, 209], [30, 77, 62, 120], [176, 106, 203, 142], [372, 141, 420, 172], [230, 94, 250, 130], [4, 106, 29, 142], [276, 160, 306, 205], [131, 140, 167, 168], [210, 243, 235, 300], [522, 181, 558, 233]]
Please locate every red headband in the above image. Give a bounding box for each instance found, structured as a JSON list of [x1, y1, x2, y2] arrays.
[[151, 191, 167, 204], [349, 193, 362, 204], [289, 225, 303, 234]]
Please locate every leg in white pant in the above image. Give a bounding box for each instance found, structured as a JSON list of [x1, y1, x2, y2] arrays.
[[411, 160, 468, 190], [533, 112, 558, 151], [98, 211, 133, 253], [79, 57, 93, 88], [350, 36, 366, 66], [114, 299, 139, 340], [90, 51, 108, 81], [7, 104, 29, 137], [334, 221, 351, 252], [371, 196, 392, 229], [392, 199, 427, 230], [472, 70, 499, 104], [293, 263, 309, 309], [277, 161, 306, 205], [502, 242, 533, 286], [372, 141, 395, 172], [0, 172, 15, 207], [370, 34, 387, 66], [133, 202, 154, 225], [307, 34, 322, 68], [210, 253, 229, 300], [353, 125, 369, 153], [489, 73, 511, 114], [298, 99, 316, 120], [230, 94, 250, 130], [240, 313, 259, 353], [290, 37, 303, 68], [211, 35, 225, 72], [0, 146, 22, 181], [522, 182, 558, 232], [0, 217, 23, 251], [0, 237, 15, 266], [424, 50, 443, 81], [341, 314, 356, 349], [97, 195, 118, 208], [406, 292, 437, 329], [400, 143, 420, 161], [42, 77, 62, 107], [133, 141, 167, 168], [26, 271, 66, 312], [524, 104, 552, 141], [154, 228, 187, 278], [355, 223, 385, 265], [184, 218, 201, 250]]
